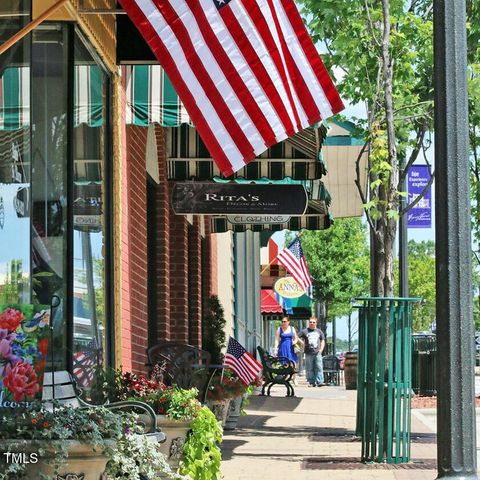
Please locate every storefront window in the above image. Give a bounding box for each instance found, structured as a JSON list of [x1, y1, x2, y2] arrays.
[[0, 1, 31, 304], [31, 26, 69, 369], [1, 17, 111, 375], [72, 35, 109, 385]]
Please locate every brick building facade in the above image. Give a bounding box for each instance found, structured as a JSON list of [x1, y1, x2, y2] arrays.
[[121, 124, 218, 374]]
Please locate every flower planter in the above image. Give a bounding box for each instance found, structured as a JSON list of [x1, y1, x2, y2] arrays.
[[206, 399, 231, 427], [154, 415, 193, 471], [4, 439, 112, 480], [224, 395, 243, 431]]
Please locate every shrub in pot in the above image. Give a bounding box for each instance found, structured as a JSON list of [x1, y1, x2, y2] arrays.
[[179, 406, 223, 480], [0, 403, 185, 480], [89, 367, 202, 470]]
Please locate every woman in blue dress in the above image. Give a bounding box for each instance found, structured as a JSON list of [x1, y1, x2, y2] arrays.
[[274, 316, 299, 365]]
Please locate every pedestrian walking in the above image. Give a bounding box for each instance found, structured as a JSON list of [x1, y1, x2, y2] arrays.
[[299, 317, 325, 387], [274, 316, 300, 384]]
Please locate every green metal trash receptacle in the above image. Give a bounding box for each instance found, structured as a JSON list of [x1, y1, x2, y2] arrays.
[[355, 297, 421, 464], [412, 334, 436, 396]]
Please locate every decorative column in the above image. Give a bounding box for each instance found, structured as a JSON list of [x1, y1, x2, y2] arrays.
[[434, 1, 477, 477]]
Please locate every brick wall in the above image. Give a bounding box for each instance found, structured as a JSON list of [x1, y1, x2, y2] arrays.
[[152, 126, 171, 342], [121, 125, 218, 370], [124, 125, 149, 374], [169, 197, 189, 343], [188, 217, 202, 348]]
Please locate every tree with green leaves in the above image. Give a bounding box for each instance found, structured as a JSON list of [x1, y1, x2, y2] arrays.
[[468, 0, 480, 292], [300, 218, 370, 331], [301, 0, 436, 296], [406, 240, 435, 331]]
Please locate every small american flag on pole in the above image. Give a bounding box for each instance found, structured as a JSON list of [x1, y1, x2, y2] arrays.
[[117, 0, 344, 177], [276, 237, 312, 291], [225, 337, 262, 385]]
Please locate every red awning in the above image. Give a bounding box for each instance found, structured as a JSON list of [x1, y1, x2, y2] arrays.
[[261, 289, 283, 314]]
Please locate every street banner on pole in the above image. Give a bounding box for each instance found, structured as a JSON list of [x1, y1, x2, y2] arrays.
[[407, 165, 432, 228]]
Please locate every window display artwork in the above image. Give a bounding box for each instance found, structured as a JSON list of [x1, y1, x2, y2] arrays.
[[0, 304, 50, 407]]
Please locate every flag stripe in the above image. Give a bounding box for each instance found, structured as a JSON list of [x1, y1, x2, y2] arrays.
[[160, 1, 257, 162], [260, 0, 312, 130], [221, 2, 295, 138], [240, 0, 304, 129], [277, 251, 308, 289], [118, 0, 344, 176], [225, 356, 251, 384], [244, 352, 263, 374], [225, 337, 262, 386], [225, 355, 252, 383], [191, 0, 276, 149], [123, 0, 239, 174], [280, 0, 344, 114], [272, 0, 334, 119], [214, 3, 295, 142], [276, 238, 312, 290]]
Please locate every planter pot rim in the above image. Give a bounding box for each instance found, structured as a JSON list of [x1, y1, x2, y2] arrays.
[[155, 414, 194, 428]]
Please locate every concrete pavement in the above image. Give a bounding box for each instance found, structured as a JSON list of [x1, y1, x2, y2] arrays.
[[221, 383, 443, 480]]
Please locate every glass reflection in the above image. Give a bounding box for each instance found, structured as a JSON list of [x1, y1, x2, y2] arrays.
[[31, 26, 69, 369], [72, 35, 107, 387], [0, 0, 31, 305]]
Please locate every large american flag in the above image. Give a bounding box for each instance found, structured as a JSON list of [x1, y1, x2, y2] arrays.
[[276, 237, 312, 291], [118, 0, 344, 176], [225, 337, 262, 385]]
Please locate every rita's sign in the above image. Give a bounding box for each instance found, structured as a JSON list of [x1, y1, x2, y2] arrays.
[[171, 183, 308, 215], [274, 277, 305, 299]]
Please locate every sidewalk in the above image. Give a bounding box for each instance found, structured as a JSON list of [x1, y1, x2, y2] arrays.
[[221, 383, 439, 480]]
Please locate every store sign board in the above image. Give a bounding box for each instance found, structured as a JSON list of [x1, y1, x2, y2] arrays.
[[273, 277, 305, 299], [171, 183, 308, 215], [226, 214, 290, 225]]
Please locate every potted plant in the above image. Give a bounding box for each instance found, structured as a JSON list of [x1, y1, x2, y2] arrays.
[[0, 403, 187, 480], [179, 406, 223, 480], [220, 371, 263, 431], [90, 366, 202, 471], [0, 403, 133, 479], [142, 384, 201, 470], [205, 372, 239, 426]]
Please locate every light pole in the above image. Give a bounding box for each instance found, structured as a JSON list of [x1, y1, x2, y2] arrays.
[[434, 1, 477, 477]]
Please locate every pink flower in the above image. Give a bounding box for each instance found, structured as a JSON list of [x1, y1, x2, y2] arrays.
[[0, 330, 18, 363], [3, 360, 40, 401], [0, 308, 24, 332]]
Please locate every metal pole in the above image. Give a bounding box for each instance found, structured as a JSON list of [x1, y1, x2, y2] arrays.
[[434, 1, 477, 478], [332, 317, 337, 356], [399, 167, 408, 297]]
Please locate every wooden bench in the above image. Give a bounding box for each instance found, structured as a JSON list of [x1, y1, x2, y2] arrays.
[[256, 346, 296, 397], [42, 371, 164, 441], [147, 342, 213, 403]]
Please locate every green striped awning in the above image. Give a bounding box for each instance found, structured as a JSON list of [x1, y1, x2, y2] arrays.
[[166, 124, 327, 180], [0, 67, 29, 130], [74, 65, 104, 127], [124, 65, 328, 180], [124, 65, 191, 127], [0, 65, 104, 130]]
